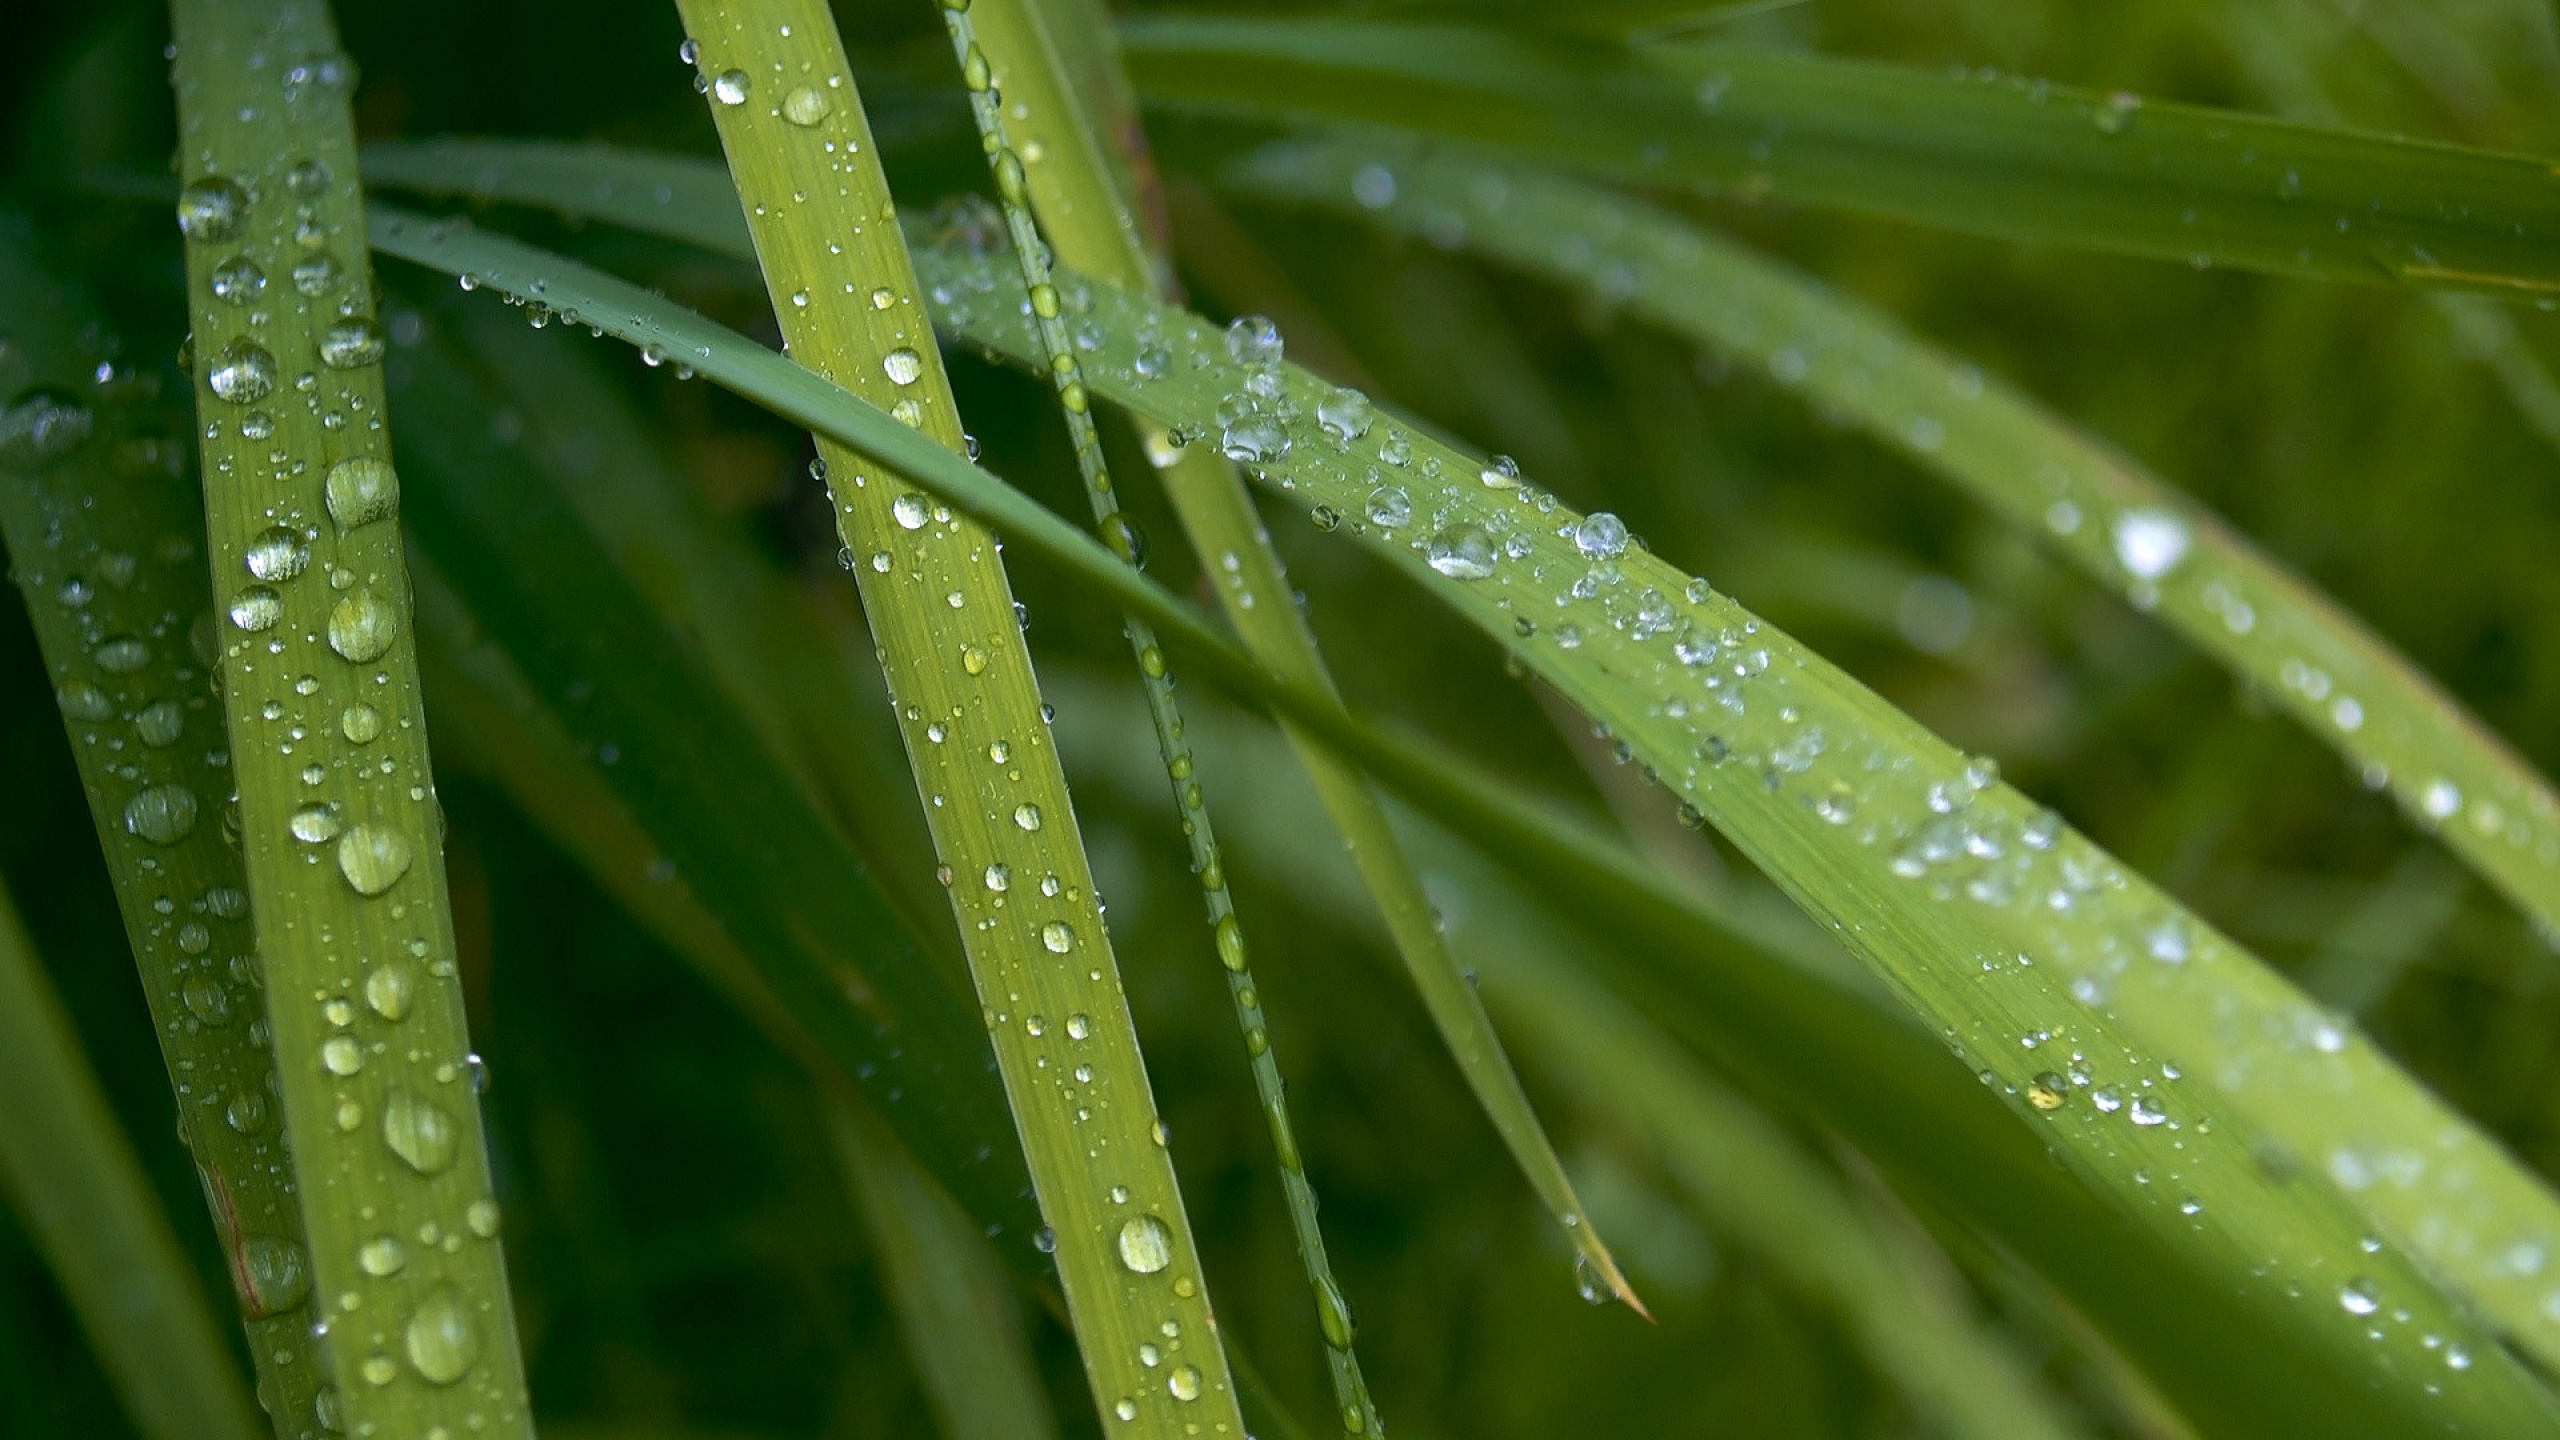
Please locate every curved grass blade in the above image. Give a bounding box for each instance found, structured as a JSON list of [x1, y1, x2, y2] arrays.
[[665, 3, 1244, 1430], [1115, 14, 2560, 297], [1219, 137, 2560, 955], [967, 0, 1642, 1319], [939, 4, 1392, 1427], [357, 205, 2560, 1435], [1043, 665, 2092, 1440], [167, 0, 530, 1428], [0, 218, 328, 1437], [0, 878, 262, 1440], [829, 1099, 1063, 1440]]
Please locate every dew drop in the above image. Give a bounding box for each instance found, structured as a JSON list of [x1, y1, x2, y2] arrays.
[[320, 1035, 364, 1076], [403, 1286, 479, 1385], [1575, 512, 1630, 559], [2339, 1278, 2380, 1316], [206, 340, 278, 403], [984, 863, 1010, 892], [94, 636, 150, 673], [228, 585, 282, 632], [337, 824, 413, 896], [0, 387, 94, 468], [290, 803, 343, 844], [1041, 921, 1074, 953], [381, 1087, 459, 1175], [466, 1198, 500, 1238], [177, 176, 250, 242], [325, 456, 400, 530], [1215, 915, 1247, 973], [2112, 508, 2190, 580], [327, 588, 396, 663], [291, 253, 342, 297], [245, 525, 311, 581], [358, 1235, 407, 1277], [1167, 1365, 1202, 1402], [123, 785, 199, 845], [1224, 316, 1282, 367], [364, 962, 415, 1021], [209, 256, 266, 305], [1014, 803, 1043, 832], [237, 1236, 310, 1316], [711, 69, 751, 105], [892, 493, 930, 529], [2025, 1072, 2067, 1110], [318, 318, 385, 370], [1425, 524, 1498, 580], [134, 700, 184, 747], [782, 85, 831, 126], [882, 347, 924, 385], [225, 1089, 270, 1134], [1364, 485, 1410, 529], [1117, 1214, 1173, 1273]]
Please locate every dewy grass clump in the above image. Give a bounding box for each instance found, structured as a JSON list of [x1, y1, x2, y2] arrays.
[[20, 2, 2560, 1437]]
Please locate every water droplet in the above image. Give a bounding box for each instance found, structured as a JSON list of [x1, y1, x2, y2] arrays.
[[1032, 1225, 1057, 1253], [892, 493, 930, 530], [2026, 1072, 2067, 1110], [382, 1087, 459, 1174], [365, 963, 415, 1021], [1218, 414, 1287, 464], [225, 1089, 270, 1133], [245, 525, 311, 581], [1167, 1365, 1202, 1402], [1225, 315, 1283, 367], [134, 699, 184, 748], [322, 456, 400, 531], [783, 85, 831, 126], [318, 318, 385, 369], [291, 252, 342, 297], [228, 585, 283, 632], [2339, 1278, 2380, 1316], [1426, 524, 1498, 579], [882, 347, 923, 385], [177, 176, 250, 242], [1575, 512, 1630, 559], [327, 588, 396, 663], [341, 704, 383, 744], [1014, 803, 1043, 832], [285, 158, 332, 197], [289, 803, 342, 845], [404, 1286, 479, 1385], [358, 1235, 407, 1277], [466, 1198, 500, 1238], [123, 784, 199, 845], [2093, 90, 2142, 134], [206, 340, 278, 403], [1115, 1399, 1138, 1422], [1041, 921, 1075, 954], [1365, 485, 1410, 529], [182, 977, 232, 1025], [320, 1035, 364, 1076], [1316, 387, 1373, 442], [1117, 1214, 1173, 1273], [337, 824, 413, 896], [2112, 508, 2189, 580], [1067, 1013, 1092, 1040], [712, 69, 751, 105], [93, 636, 150, 672], [1316, 1275, 1357, 1348], [210, 256, 266, 304], [2423, 778, 2462, 821], [237, 1236, 310, 1316], [2129, 1095, 2168, 1126], [0, 387, 93, 468], [1215, 915, 1247, 972]]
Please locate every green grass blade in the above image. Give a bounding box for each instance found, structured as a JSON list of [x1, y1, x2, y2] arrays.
[[356, 204, 2557, 1434], [0, 217, 329, 1437], [665, 3, 1244, 1430], [166, 0, 531, 1428], [973, 0, 1641, 1319], [1115, 14, 2560, 296], [0, 878, 262, 1440], [829, 1099, 1063, 1440], [941, 3, 1392, 1426], [1045, 666, 2092, 1440], [1219, 138, 2560, 955]]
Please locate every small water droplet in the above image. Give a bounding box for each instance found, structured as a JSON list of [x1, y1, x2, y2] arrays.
[[2112, 508, 2190, 580], [1167, 1365, 1202, 1402], [892, 493, 929, 530], [1041, 921, 1074, 953], [123, 784, 199, 845], [206, 340, 278, 403], [382, 1087, 459, 1175], [318, 318, 385, 369], [177, 176, 250, 242], [1225, 316, 1283, 367], [1014, 803, 1043, 832], [882, 347, 923, 385], [2026, 1072, 2067, 1110], [2339, 1278, 2380, 1316], [712, 69, 751, 105], [358, 1234, 407, 1277], [341, 703, 383, 744], [210, 256, 266, 304], [225, 1089, 270, 1134], [291, 252, 342, 297], [245, 525, 311, 581], [782, 85, 831, 126], [237, 1236, 310, 1316], [364, 963, 415, 1021], [1365, 485, 1410, 529], [1575, 512, 1629, 559], [1426, 524, 1498, 579], [320, 1035, 364, 1076]]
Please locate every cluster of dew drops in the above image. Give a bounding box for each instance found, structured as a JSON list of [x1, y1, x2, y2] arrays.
[[175, 128, 511, 1409]]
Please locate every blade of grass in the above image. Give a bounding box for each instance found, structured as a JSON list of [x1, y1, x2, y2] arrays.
[[938, 3, 1392, 1428], [828, 1099, 1063, 1440], [0, 216, 328, 1438], [1042, 664, 2093, 1440], [972, 0, 1640, 1317], [166, 0, 530, 1428], [1218, 137, 2560, 954], [0, 876, 262, 1440], [358, 204, 2560, 1434], [664, 3, 1245, 1430], [1116, 14, 2560, 297]]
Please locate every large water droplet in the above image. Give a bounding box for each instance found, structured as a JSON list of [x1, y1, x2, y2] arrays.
[[365, 963, 415, 1021], [337, 823, 413, 896], [358, 1234, 407, 1277], [135, 700, 184, 747], [290, 802, 343, 845], [177, 176, 250, 242], [1317, 388, 1373, 442], [205, 340, 278, 403], [209, 256, 266, 305], [1426, 524, 1498, 580], [2339, 1278, 2380, 1316], [711, 69, 751, 105], [318, 318, 385, 369], [891, 493, 930, 530], [123, 785, 199, 845], [1040, 921, 1074, 954], [1167, 1365, 1203, 1402], [323, 456, 399, 530], [1575, 512, 1630, 559], [783, 85, 832, 126], [1224, 316, 1282, 367], [292, 253, 342, 297], [93, 636, 150, 673], [1315, 1275, 1356, 1349], [404, 1286, 479, 1385], [882, 347, 924, 385], [320, 1035, 364, 1075], [327, 588, 395, 663], [245, 525, 311, 581], [228, 585, 283, 632], [1364, 485, 1410, 529], [236, 1236, 310, 1316], [1117, 1214, 1173, 1274], [1014, 803, 1043, 832], [225, 1088, 270, 1134], [381, 1087, 459, 1175]]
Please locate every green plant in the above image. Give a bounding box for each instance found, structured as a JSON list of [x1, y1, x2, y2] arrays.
[[14, 3, 2560, 1438]]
